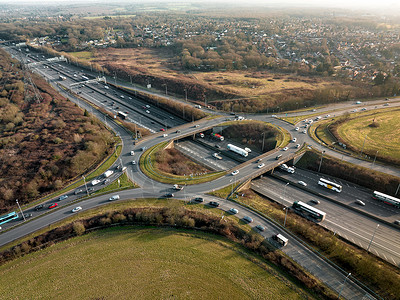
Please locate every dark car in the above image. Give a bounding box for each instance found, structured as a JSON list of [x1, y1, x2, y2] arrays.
[[48, 203, 58, 209], [209, 201, 220, 207], [34, 204, 44, 211], [23, 213, 33, 219], [193, 197, 204, 203], [215, 145, 221, 149], [164, 193, 174, 198]]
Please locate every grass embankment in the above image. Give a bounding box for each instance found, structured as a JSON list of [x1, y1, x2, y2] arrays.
[[335, 109, 400, 164], [0, 227, 307, 300], [140, 142, 226, 184], [208, 182, 240, 199], [232, 188, 400, 300]]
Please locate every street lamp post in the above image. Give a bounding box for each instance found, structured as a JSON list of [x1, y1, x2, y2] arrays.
[[360, 134, 368, 157], [338, 273, 351, 299], [367, 224, 380, 252], [82, 175, 89, 196], [283, 206, 289, 227], [283, 182, 289, 200], [184, 88, 188, 101], [16, 199, 25, 221], [372, 150, 379, 168], [318, 151, 325, 173]]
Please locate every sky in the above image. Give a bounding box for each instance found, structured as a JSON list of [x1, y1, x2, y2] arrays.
[[0, 0, 398, 11]]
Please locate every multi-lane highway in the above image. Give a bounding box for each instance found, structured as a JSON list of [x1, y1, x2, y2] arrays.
[[2, 45, 399, 299]]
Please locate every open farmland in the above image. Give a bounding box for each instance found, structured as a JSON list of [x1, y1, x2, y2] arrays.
[[0, 228, 309, 300], [335, 109, 400, 164]]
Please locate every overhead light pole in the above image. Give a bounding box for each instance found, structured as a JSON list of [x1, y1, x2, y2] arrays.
[[82, 175, 89, 196], [367, 224, 380, 252], [337, 272, 351, 299], [16, 199, 25, 221]]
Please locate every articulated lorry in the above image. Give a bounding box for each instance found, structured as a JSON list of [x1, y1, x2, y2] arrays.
[[227, 144, 248, 157]]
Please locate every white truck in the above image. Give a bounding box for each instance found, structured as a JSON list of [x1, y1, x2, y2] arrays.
[[213, 153, 222, 160], [173, 184, 184, 191], [227, 144, 248, 157], [279, 163, 295, 174], [103, 170, 114, 178]]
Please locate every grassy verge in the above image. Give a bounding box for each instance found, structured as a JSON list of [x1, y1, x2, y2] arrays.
[[0, 227, 309, 299], [237, 188, 400, 299], [94, 172, 138, 195], [208, 183, 241, 199], [140, 142, 226, 184]]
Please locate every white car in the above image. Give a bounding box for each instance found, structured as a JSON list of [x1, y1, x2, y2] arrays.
[[163, 133, 168, 137], [231, 170, 239, 176], [283, 147, 289, 151], [295, 127, 299, 131], [295, 144, 301, 148], [72, 206, 82, 213], [109, 195, 120, 201], [132, 160, 136, 165], [292, 138, 297, 142], [130, 150, 135, 156], [356, 200, 366, 206], [258, 163, 265, 168], [145, 105, 150, 108], [229, 208, 239, 214], [145, 110, 150, 114], [325, 114, 330, 118], [302, 129, 307, 134], [91, 179, 101, 186], [298, 181, 307, 186]]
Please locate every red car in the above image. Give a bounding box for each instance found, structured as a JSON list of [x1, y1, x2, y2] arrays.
[[160, 128, 165, 132], [48, 203, 58, 209]]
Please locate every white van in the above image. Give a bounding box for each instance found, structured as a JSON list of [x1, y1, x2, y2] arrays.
[[109, 195, 120, 201]]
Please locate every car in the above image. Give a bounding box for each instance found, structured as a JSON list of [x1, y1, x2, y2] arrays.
[[275, 154, 282, 160], [231, 170, 239, 176], [59, 195, 68, 201], [271, 115, 277, 118], [258, 163, 265, 168], [325, 114, 330, 118], [295, 127, 299, 131], [361, 107, 367, 111], [302, 129, 307, 134], [355, 200, 365, 206], [193, 197, 204, 203], [229, 208, 238, 214], [160, 128, 165, 131], [394, 220, 400, 225], [72, 206, 82, 213], [312, 109, 316, 112], [91, 179, 101, 186], [295, 144, 301, 148], [176, 130, 181, 133], [209, 201, 220, 207], [163, 133, 168, 137], [132, 160, 136, 165], [130, 150, 135, 156], [34, 204, 44, 210], [88, 187, 95, 192], [194, 124, 200, 128], [120, 95, 124, 98], [283, 147, 288, 151], [145, 105, 150, 108], [48, 203, 58, 209], [292, 138, 297, 142], [255, 225, 265, 231], [215, 144, 221, 149], [257, 158, 263, 162], [351, 109, 357, 113], [164, 193, 174, 198], [109, 195, 120, 201], [141, 147, 147, 151], [243, 216, 253, 223], [169, 116, 174, 119], [310, 199, 320, 205], [383, 103, 389, 106], [356, 101, 362, 104], [298, 181, 307, 186], [115, 106, 119, 109], [23, 213, 33, 219], [385, 98, 389, 100], [145, 110, 150, 114], [103, 179, 110, 185]]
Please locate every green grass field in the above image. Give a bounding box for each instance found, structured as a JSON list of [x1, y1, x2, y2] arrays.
[[0, 227, 308, 299], [336, 109, 400, 161]]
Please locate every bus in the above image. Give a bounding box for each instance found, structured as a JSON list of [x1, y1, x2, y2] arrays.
[[0, 211, 19, 225], [318, 178, 342, 193], [117, 111, 128, 120], [292, 201, 326, 222], [273, 234, 289, 247], [372, 191, 400, 208]]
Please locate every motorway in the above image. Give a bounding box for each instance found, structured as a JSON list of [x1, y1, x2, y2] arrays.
[[2, 45, 400, 299], [252, 174, 400, 266]]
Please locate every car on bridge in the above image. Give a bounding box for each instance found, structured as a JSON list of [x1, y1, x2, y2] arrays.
[[258, 163, 265, 168], [283, 147, 289, 151], [231, 170, 239, 176]]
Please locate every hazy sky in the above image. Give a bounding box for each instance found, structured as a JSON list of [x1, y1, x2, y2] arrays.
[[0, 0, 398, 10]]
